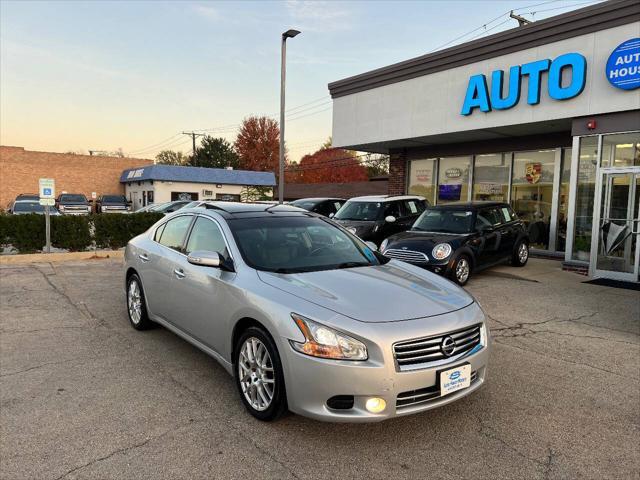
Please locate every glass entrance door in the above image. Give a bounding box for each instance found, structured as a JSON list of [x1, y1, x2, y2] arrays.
[[591, 170, 640, 282]]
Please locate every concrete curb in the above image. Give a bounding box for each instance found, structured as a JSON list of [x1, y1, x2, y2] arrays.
[[0, 250, 123, 265]]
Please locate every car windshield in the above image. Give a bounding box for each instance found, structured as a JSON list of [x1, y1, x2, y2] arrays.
[[412, 209, 475, 233], [60, 194, 87, 203], [334, 202, 382, 221], [290, 200, 317, 211], [102, 195, 127, 204], [14, 201, 45, 213], [229, 216, 383, 273]]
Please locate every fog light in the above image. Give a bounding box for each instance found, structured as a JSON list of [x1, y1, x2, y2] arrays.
[[365, 397, 386, 413]]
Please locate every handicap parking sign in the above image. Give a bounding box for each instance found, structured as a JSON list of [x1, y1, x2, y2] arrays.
[[39, 178, 55, 199]]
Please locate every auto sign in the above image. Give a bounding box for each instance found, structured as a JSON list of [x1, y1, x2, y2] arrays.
[[606, 38, 640, 91]]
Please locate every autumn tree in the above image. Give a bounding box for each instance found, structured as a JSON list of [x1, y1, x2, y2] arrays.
[[291, 147, 368, 184], [234, 116, 281, 174], [156, 150, 188, 165], [191, 136, 240, 169], [362, 153, 390, 178]]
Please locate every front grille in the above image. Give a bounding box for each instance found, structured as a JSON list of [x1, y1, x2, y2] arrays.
[[396, 370, 478, 410], [383, 248, 429, 264], [393, 324, 482, 368]]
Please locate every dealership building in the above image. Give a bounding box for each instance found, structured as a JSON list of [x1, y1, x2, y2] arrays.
[[329, 0, 640, 282]]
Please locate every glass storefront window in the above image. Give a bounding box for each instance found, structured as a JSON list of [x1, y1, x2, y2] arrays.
[[437, 156, 471, 204], [511, 150, 556, 249], [572, 136, 598, 261], [408, 158, 436, 204], [601, 132, 640, 167], [472, 153, 510, 203], [556, 148, 571, 252]]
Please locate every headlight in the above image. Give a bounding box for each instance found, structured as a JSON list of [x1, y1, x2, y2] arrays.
[[290, 314, 368, 361], [380, 238, 389, 252], [432, 243, 452, 260]]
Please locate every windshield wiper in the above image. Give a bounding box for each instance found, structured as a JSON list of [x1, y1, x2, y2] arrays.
[[335, 262, 370, 269]]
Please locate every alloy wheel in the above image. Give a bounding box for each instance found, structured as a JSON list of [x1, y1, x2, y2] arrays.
[[456, 258, 470, 284], [238, 337, 275, 412], [128, 280, 142, 325], [518, 243, 529, 263]]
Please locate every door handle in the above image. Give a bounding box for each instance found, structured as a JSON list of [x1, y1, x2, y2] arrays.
[[138, 253, 149, 262], [173, 268, 186, 279]]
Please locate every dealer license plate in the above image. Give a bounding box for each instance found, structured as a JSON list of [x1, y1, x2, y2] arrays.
[[440, 364, 471, 397]]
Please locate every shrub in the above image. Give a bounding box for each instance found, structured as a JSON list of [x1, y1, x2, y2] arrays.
[[0, 214, 46, 253], [93, 212, 163, 249], [51, 215, 92, 251]]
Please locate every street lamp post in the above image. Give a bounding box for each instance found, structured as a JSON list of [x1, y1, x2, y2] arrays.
[[279, 28, 301, 204]]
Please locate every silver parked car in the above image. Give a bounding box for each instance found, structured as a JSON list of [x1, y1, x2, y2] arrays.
[[124, 202, 490, 422]]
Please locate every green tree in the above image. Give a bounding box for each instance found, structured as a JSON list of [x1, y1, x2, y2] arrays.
[[363, 153, 390, 178], [240, 185, 273, 202], [156, 150, 187, 165], [192, 136, 239, 169]]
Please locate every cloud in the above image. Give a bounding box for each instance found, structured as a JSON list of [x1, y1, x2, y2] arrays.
[[285, 0, 352, 32], [192, 4, 221, 21]]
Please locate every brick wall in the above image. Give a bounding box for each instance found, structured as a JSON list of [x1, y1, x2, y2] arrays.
[[0, 146, 153, 208], [388, 151, 407, 196]]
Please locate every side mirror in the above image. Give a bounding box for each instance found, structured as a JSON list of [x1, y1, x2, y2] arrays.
[[385, 215, 396, 223], [329, 212, 334, 218], [187, 250, 221, 268], [365, 241, 378, 252]]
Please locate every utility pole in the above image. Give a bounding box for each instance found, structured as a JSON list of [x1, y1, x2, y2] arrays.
[[182, 131, 205, 166], [509, 10, 532, 26]]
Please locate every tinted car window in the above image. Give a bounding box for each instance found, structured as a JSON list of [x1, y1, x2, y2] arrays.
[[332, 201, 343, 213], [158, 215, 192, 252], [384, 202, 401, 218], [13, 201, 45, 213], [290, 200, 317, 211], [230, 216, 381, 273], [500, 206, 515, 222], [59, 194, 88, 203], [185, 217, 228, 256], [102, 195, 127, 203], [334, 202, 382, 221], [477, 208, 502, 228], [403, 200, 424, 216], [413, 209, 474, 233]]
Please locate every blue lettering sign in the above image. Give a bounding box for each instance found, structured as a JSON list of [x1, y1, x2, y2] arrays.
[[490, 66, 521, 110], [606, 38, 640, 90], [461, 74, 491, 115], [461, 53, 587, 115], [548, 53, 587, 100], [521, 59, 551, 105]]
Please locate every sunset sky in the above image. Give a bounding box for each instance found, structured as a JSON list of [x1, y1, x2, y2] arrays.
[[0, 0, 602, 161]]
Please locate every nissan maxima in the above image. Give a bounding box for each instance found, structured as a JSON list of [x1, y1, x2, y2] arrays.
[[124, 202, 490, 422]]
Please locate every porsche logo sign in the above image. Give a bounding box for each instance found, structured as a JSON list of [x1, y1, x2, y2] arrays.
[[526, 163, 542, 184]]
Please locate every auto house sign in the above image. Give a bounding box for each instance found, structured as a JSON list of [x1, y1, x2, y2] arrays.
[[445, 168, 462, 179]]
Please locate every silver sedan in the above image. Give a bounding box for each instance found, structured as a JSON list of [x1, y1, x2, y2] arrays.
[[124, 203, 490, 422]]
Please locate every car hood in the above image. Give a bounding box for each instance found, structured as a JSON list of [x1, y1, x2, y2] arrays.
[[257, 261, 473, 323], [386, 230, 471, 250]]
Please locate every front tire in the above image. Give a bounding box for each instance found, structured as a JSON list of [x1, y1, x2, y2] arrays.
[[450, 255, 472, 286], [234, 326, 287, 421], [126, 273, 153, 330], [512, 240, 529, 267]]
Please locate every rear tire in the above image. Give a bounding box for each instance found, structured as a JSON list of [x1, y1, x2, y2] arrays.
[[126, 273, 153, 330], [512, 241, 529, 267], [450, 255, 471, 286], [234, 326, 287, 421]]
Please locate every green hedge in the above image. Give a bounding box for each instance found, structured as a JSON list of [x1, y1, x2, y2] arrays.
[[94, 212, 164, 249], [0, 212, 164, 254]]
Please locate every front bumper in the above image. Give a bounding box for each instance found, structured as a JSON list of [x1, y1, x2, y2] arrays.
[[280, 304, 489, 422]]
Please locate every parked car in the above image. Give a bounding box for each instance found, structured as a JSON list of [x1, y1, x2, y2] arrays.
[[15, 193, 40, 202], [380, 202, 529, 286], [96, 194, 131, 214], [152, 200, 192, 215], [290, 197, 345, 217], [55, 193, 91, 215], [7, 200, 60, 215], [124, 202, 489, 422], [333, 195, 427, 246]]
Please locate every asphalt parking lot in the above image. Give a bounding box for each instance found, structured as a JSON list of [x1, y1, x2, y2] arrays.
[[1, 258, 638, 479]]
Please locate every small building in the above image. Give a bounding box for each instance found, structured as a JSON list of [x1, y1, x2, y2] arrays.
[[329, 1, 640, 282], [120, 164, 276, 210]]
